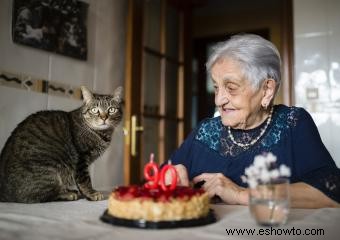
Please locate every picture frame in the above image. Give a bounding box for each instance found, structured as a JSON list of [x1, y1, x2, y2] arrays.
[[12, 0, 89, 60]]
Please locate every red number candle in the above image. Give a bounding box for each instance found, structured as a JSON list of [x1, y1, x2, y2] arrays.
[[159, 160, 177, 191], [143, 153, 159, 189], [144, 154, 178, 191]]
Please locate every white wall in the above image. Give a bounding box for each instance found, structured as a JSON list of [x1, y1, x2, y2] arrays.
[[294, 0, 340, 167], [0, 0, 128, 190]]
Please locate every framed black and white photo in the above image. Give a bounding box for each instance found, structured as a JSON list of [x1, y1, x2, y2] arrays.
[[12, 0, 88, 60]]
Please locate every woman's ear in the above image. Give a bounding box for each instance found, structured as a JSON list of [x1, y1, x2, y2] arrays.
[[261, 79, 276, 108]]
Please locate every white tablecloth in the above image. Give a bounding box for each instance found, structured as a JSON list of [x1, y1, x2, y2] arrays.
[[0, 199, 339, 240]]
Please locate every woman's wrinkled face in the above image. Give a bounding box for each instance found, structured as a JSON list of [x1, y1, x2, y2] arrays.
[[211, 58, 266, 129]]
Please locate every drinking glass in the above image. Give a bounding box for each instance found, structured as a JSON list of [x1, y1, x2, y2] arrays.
[[249, 178, 290, 226]]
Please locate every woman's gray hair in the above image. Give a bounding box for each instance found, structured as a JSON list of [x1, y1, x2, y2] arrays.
[[206, 34, 281, 91]]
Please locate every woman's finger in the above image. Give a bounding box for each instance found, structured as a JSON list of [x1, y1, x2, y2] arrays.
[[203, 174, 220, 193], [192, 172, 215, 183], [174, 164, 189, 186]]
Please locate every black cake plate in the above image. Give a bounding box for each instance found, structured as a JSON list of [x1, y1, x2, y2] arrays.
[[100, 209, 216, 229]]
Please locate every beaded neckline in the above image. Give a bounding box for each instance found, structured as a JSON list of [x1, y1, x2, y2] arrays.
[[195, 105, 300, 158], [227, 107, 274, 150]]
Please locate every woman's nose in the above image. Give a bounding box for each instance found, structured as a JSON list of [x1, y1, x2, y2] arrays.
[[215, 88, 229, 106]]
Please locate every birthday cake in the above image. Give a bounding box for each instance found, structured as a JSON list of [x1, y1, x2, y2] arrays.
[[107, 185, 210, 222]]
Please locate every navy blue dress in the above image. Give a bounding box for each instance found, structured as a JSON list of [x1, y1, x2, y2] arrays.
[[170, 105, 340, 203]]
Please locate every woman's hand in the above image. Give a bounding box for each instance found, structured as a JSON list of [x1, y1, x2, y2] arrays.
[[165, 164, 190, 186], [193, 173, 248, 205]]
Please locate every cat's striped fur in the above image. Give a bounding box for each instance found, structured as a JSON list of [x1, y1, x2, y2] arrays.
[[0, 86, 123, 203]]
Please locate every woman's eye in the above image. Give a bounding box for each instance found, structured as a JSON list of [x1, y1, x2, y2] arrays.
[[108, 107, 117, 115], [90, 107, 99, 114], [226, 84, 238, 92]]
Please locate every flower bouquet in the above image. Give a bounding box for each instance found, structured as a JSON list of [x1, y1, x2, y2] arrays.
[[242, 153, 291, 226]]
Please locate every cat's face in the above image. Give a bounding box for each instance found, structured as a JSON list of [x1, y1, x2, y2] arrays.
[[81, 86, 123, 130]]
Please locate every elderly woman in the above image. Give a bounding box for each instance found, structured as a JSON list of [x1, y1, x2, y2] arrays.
[[170, 34, 340, 208]]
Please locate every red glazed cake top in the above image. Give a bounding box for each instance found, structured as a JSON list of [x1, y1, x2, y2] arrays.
[[113, 185, 205, 202]]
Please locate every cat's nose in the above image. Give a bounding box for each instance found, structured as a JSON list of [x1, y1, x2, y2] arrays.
[[100, 113, 108, 120]]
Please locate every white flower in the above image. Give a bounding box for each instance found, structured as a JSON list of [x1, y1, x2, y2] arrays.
[[241, 152, 291, 188], [269, 169, 280, 179], [241, 175, 247, 183], [266, 152, 277, 164], [245, 165, 259, 178], [279, 164, 291, 177], [245, 167, 252, 177], [254, 155, 267, 169], [248, 178, 258, 188], [260, 169, 271, 183]]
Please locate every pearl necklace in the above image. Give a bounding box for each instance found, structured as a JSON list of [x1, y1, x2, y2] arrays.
[[227, 107, 274, 149]]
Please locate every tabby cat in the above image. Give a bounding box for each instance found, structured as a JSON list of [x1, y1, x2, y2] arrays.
[[0, 86, 123, 203]]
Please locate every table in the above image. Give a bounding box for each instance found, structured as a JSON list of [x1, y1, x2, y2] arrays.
[[0, 199, 339, 240]]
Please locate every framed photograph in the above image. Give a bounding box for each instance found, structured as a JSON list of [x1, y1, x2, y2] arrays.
[[12, 0, 89, 60]]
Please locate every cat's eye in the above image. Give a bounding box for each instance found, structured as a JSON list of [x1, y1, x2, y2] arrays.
[[90, 107, 100, 115], [108, 107, 118, 115]]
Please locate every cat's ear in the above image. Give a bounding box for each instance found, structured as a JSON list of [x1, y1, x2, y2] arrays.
[[113, 86, 123, 103], [80, 86, 94, 104]]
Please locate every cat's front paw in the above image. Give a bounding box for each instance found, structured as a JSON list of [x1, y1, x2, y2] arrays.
[[85, 191, 104, 201], [57, 191, 80, 201]]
